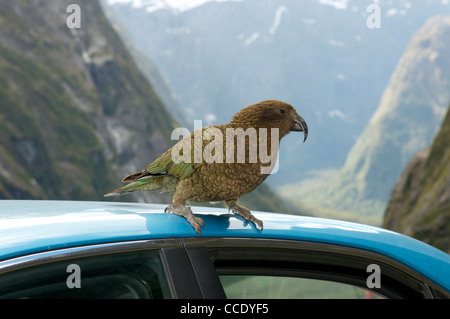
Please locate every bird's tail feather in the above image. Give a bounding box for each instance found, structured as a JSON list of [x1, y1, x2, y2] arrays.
[[104, 177, 162, 197]]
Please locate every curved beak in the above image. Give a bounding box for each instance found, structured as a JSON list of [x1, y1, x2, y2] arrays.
[[291, 114, 308, 142]]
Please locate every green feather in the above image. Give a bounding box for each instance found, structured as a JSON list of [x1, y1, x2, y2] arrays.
[[144, 141, 200, 181], [105, 132, 203, 198], [104, 178, 159, 197]]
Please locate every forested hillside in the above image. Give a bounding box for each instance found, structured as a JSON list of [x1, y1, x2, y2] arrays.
[[383, 104, 450, 253]]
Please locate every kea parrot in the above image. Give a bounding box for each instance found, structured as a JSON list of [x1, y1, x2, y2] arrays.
[[105, 100, 308, 235]]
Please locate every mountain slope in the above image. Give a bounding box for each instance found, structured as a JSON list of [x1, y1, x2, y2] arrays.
[[383, 105, 450, 253], [0, 0, 291, 215], [103, 0, 450, 187], [0, 0, 177, 200], [340, 15, 450, 203], [281, 15, 450, 221]]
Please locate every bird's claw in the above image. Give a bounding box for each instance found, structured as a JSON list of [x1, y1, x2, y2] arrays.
[[244, 215, 263, 231], [195, 216, 205, 228], [226, 201, 263, 231], [253, 218, 264, 231], [165, 204, 204, 236]]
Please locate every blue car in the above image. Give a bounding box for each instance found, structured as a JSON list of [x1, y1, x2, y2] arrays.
[[0, 200, 448, 299]]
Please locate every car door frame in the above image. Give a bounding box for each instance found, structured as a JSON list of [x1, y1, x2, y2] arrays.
[[183, 237, 449, 299], [0, 237, 448, 299]]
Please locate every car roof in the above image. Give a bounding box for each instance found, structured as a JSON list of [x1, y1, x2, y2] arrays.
[[0, 200, 449, 292]]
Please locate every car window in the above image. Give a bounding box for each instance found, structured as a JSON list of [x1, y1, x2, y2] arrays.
[[219, 275, 386, 299], [204, 239, 438, 299], [0, 250, 171, 299]]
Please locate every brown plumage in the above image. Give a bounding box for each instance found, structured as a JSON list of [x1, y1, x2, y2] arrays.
[[105, 100, 308, 235]]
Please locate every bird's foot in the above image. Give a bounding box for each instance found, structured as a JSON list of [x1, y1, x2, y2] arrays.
[[165, 204, 204, 236], [225, 200, 263, 231]]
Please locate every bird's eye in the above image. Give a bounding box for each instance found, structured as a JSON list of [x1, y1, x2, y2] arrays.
[[279, 108, 286, 114]]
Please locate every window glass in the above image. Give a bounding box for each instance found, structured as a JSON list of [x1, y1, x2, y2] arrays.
[[220, 275, 386, 299], [0, 250, 171, 299]]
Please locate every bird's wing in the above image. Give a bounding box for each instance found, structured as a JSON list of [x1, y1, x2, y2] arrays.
[[145, 132, 206, 181], [145, 149, 173, 175], [107, 131, 207, 197]]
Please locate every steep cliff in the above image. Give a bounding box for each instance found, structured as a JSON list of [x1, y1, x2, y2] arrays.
[[282, 15, 450, 221], [383, 105, 450, 253], [0, 0, 177, 201], [0, 0, 291, 214]]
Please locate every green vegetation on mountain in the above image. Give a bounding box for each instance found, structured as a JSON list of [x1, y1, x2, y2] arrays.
[[383, 105, 450, 253], [0, 0, 177, 200], [0, 29, 111, 199], [0, 0, 290, 214]]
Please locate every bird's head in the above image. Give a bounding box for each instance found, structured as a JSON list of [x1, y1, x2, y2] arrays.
[[230, 100, 308, 142]]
